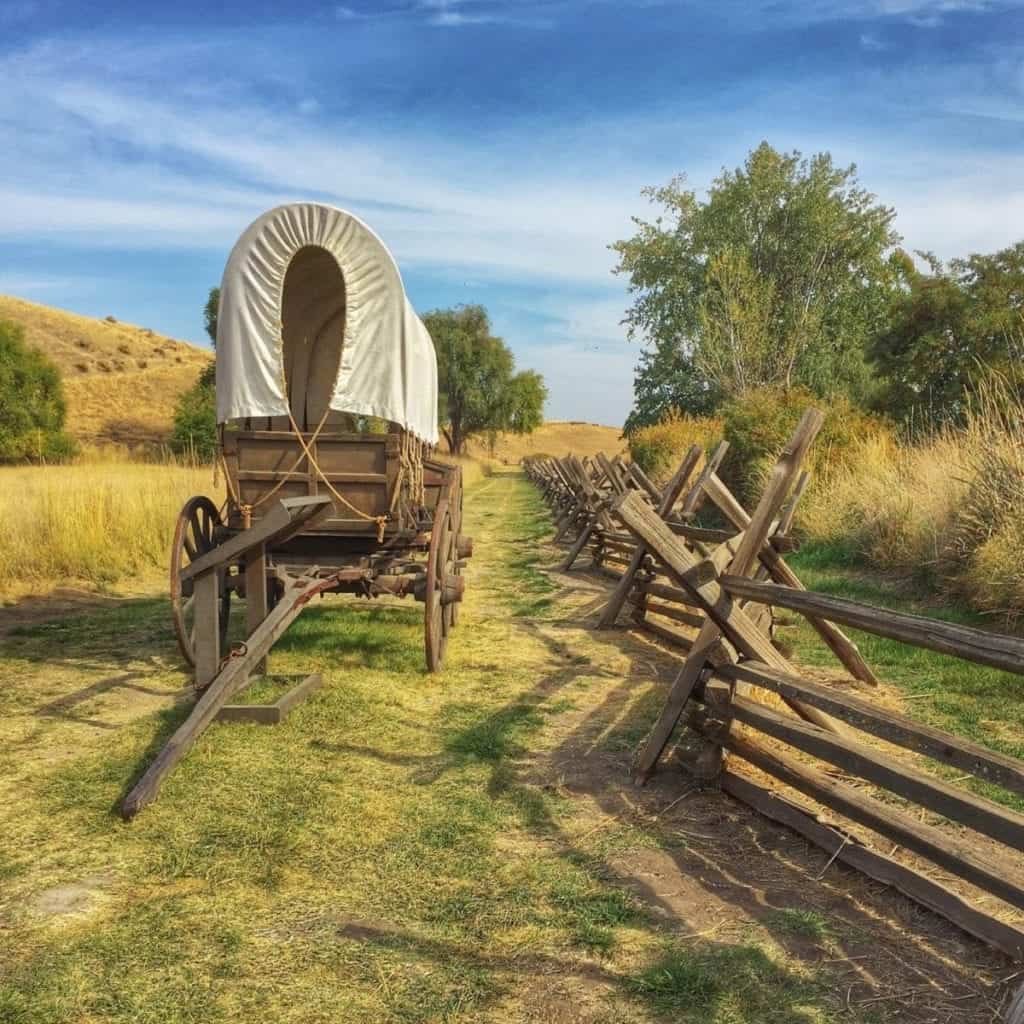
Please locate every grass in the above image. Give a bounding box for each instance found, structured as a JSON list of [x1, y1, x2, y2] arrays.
[[0, 470, 966, 1022], [0, 452, 492, 600], [626, 944, 828, 1022], [795, 386, 1024, 621], [0, 458, 218, 596], [466, 421, 626, 464], [763, 909, 834, 944], [786, 542, 1024, 812]]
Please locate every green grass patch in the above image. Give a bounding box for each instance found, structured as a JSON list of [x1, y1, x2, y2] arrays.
[[787, 543, 1024, 812], [626, 943, 827, 1022]]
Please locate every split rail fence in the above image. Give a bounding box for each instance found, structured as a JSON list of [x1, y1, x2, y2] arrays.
[[525, 410, 1024, 962]]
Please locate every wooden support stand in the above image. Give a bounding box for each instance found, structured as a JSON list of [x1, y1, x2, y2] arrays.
[[216, 672, 324, 725], [122, 495, 334, 820]]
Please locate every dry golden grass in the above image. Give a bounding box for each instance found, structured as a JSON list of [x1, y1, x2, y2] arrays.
[[797, 391, 1024, 618], [0, 295, 211, 446], [0, 458, 220, 597], [433, 452, 490, 489], [0, 452, 487, 599], [626, 412, 725, 484], [466, 420, 625, 463]]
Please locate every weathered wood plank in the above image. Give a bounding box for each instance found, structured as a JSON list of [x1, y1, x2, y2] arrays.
[[702, 472, 878, 686], [693, 713, 1024, 910], [680, 441, 729, 518], [245, 543, 269, 677], [216, 672, 324, 726], [726, 695, 1024, 850], [717, 660, 1024, 795], [720, 771, 1024, 961], [597, 445, 703, 630], [181, 495, 334, 582], [721, 575, 1024, 678], [121, 573, 327, 819]]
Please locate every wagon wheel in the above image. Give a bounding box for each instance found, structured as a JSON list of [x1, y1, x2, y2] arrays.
[[170, 496, 231, 668], [448, 475, 465, 629], [424, 498, 455, 672]]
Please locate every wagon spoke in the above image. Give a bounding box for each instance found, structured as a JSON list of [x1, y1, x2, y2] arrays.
[[171, 495, 227, 671]]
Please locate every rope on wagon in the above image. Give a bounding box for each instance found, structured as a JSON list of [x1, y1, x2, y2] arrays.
[[281, 404, 389, 544]]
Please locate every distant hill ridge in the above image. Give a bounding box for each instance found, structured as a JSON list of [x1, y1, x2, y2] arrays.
[[0, 295, 211, 446], [466, 420, 625, 462], [0, 296, 622, 455]]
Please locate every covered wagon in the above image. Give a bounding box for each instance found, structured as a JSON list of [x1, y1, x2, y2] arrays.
[[124, 203, 473, 817]]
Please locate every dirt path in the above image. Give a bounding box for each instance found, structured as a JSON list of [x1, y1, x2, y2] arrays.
[[481, 471, 1019, 1022], [0, 469, 1018, 1023]]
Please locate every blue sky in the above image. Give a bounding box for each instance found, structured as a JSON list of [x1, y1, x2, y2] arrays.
[[1, 0, 1023, 426]]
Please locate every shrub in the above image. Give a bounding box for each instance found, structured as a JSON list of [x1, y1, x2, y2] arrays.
[[0, 319, 78, 463], [169, 361, 217, 461], [797, 385, 1024, 620], [720, 386, 889, 502], [627, 412, 723, 484]]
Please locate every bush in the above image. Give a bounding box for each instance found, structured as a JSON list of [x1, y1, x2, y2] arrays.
[[169, 361, 216, 461], [0, 319, 78, 463], [797, 386, 1024, 620], [720, 387, 889, 502], [627, 412, 724, 484]]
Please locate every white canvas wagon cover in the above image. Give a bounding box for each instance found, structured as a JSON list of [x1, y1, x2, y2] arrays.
[[216, 202, 439, 445]]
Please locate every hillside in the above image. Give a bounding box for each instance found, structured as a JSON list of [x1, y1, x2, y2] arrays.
[[0, 295, 211, 446], [466, 420, 625, 463]]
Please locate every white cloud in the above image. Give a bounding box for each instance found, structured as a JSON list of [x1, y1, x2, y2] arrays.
[[1, 22, 1022, 423]]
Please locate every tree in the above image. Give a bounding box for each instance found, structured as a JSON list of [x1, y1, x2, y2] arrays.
[[870, 243, 1024, 426], [0, 319, 77, 462], [622, 341, 719, 435], [170, 361, 216, 460], [170, 285, 220, 458], [204, 287, 220, 346], [422, 304, 547, 454], [613, 142, 901, 424]]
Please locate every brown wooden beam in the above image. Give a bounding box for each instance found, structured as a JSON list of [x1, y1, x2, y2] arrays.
[[720, 771, 1024, 961]]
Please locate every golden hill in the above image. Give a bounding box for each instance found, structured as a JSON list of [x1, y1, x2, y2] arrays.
[[467, 420, 625, 463], [0, 295, 211, 446]]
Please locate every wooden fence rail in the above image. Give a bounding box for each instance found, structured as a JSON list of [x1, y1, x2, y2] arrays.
[[524, 420, 1024, 961]]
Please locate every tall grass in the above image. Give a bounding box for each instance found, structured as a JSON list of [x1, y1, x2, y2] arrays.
[[0, 458, 218, 594], [627, 412, 724, 483], [798, 385, 1024, 619], [0, 451, 490, 596]]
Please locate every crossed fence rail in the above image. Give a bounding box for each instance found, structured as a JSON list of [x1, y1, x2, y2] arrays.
[[525, 410, 1024, 963]]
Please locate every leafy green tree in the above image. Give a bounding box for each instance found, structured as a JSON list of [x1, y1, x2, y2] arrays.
[[623, 342, 719, 435], [422, 305, 547, 454], [613, 142, 901, 423], [870, 243, 1024, 426], [170, 361, 216, 460], [204, 287, 220, 346], [170, 285, 219, 457], [0, 320, 78, 462]]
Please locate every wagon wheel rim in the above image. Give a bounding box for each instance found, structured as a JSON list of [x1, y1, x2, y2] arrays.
[[170, 496, 230, 668], [425, 498, 451, 672], [448, 475, 464, 629]]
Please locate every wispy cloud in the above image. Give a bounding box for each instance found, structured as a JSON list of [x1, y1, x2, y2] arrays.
[[0, 6, 1022, 421]]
